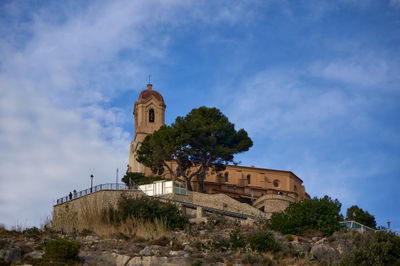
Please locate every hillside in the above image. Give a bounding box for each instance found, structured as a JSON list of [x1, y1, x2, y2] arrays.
[[1, 214, 400, 266]]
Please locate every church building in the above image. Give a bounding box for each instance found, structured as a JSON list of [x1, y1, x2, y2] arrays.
[[128, 84, 309, 207]]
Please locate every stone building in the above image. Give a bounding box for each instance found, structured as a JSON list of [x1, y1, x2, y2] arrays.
[[128, 84, 309, 209]]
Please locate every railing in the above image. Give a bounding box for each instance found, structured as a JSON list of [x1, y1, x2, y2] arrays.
[[341, 220, 400, 237], [340, 220, 375, 233], [55, 183, 136, 205]]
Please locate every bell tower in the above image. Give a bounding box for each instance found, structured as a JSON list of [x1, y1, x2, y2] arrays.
[[128, 83, 166, 173], [128, 84, 166, 173]]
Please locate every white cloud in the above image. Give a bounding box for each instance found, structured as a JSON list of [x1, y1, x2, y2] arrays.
[[390, 0, 400, 8], [0, 0, 261, 227], [309, 58, 390, 87], [0, 0, 182, 227]]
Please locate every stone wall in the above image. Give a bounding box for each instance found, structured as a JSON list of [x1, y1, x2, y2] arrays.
[[52, 190, 144, 232], [52, 189, 296, 233], [253, 194, 297, 215], [163, 191, 269, 219]]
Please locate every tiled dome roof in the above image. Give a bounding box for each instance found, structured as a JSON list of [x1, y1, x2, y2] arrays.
[[139, 84, 164, 103]]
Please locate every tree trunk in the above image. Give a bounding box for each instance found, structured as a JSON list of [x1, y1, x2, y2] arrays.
[[186, 177, 193, 191], [198, 172, 206, 193]]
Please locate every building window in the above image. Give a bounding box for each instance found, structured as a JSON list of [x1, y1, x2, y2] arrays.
[[247, 174, 251, 184], [294, 185, 297, 192], [224, 172, 229, 182], [149, 109, 155, 122], [273, 180, 279, 188]]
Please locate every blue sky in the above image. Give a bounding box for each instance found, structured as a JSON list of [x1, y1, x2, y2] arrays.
[[0, 0, 399, 231]]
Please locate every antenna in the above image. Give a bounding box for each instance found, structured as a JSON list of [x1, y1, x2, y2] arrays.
[[148, 74, 151, 84]]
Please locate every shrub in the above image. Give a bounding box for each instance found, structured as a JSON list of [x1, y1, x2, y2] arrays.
[[0, 257, 10, 266], [229, 228, 246, 250], [43, 238, 79, 263], [23, 227, 42, 239], [267, 195, 343, 236], [284, 234, 294, 241], [340, 232, 400, 265], [248, 231, 280, 253], [116, 196, 188, 230], [241, 254, 274, 265]]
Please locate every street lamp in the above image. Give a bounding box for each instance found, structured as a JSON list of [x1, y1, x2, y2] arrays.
[[90, 174, 94, 193]]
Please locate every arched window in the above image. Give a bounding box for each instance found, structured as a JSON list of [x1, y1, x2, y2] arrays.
[[247, 174, 251, 184], [224, 172, 229, 182], [149, 109, 155, 122], [294, 185, 297, 192], [273, 180, 279, 188]]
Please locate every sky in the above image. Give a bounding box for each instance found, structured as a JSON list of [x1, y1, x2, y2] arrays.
[[0, 0, 399, 231]]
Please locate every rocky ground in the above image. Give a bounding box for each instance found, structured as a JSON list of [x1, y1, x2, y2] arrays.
[[0, 216, 372, 265]]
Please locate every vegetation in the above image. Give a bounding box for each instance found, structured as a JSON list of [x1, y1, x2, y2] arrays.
[[109, 196, 188, 230], [340, 231, 400, 265], [121, 172, 163, 188], [136, 106, 253, 191], [346, 205, 377, 229], [267, 195, 343, 236], [43, 238, 80, 264], [248, 231, 281, 253], [229, 228, 280, 253]]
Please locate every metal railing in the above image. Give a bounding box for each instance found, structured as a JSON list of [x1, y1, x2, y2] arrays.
[[341, 220, 400, 237], [55, 183, 136, 205]]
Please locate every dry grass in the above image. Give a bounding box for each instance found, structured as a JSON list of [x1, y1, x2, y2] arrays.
[[52, 195, 171, 239]]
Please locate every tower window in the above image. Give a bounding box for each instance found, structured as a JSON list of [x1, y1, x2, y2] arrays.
[[149, 109, 155, 122], [247, 174, 251, 184], [273, 180, 279, 187], [224, 172, 229, 182]]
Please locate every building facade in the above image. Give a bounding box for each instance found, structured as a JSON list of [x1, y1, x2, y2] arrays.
[[128, 84, 309, 205]]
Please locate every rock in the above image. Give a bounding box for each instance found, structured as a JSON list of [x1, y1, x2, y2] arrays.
[[312, 236, 321, 242], [169, 250, 188, 257], [127, 256, 191, 266], [115, 253, 131, 266], [80, 251, 119, 265], [85, 235, 101, 241], [315, 237, 327, 245], [310, 243, 339, 263], [24, 250, 44, 259], [291, 241, 311, 256], [0, 246, 22, 262], [139, 245, 163, 256], [184, 245, 195, 252]]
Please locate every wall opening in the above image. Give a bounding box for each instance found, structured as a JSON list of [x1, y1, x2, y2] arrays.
[[149, 109, 155, 122]]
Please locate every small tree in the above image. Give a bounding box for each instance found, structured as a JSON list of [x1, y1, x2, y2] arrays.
[[267, 195, 343, 236], [346, 205, 376, 229], [137, 107, 253, 191]]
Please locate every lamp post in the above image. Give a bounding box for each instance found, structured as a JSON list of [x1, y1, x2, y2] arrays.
[[90, 174, 94, 193]]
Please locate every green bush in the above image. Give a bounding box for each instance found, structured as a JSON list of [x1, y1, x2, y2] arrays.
[[229, 229, 280, 253], [229, 228, 246, 250], [248, 231, 280, 253], [241, 254, 274, 265], [116, 196, 188, 230], [267, 195, 343, 236], [340, 232, 400, 265], [43, 238, 79, 263]]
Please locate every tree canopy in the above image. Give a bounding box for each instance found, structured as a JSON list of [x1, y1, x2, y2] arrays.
[[121, 172, 163, 188], [136, 106, 253, 191], [346, 205, 377, 229], [267, 195, 344, 236]]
